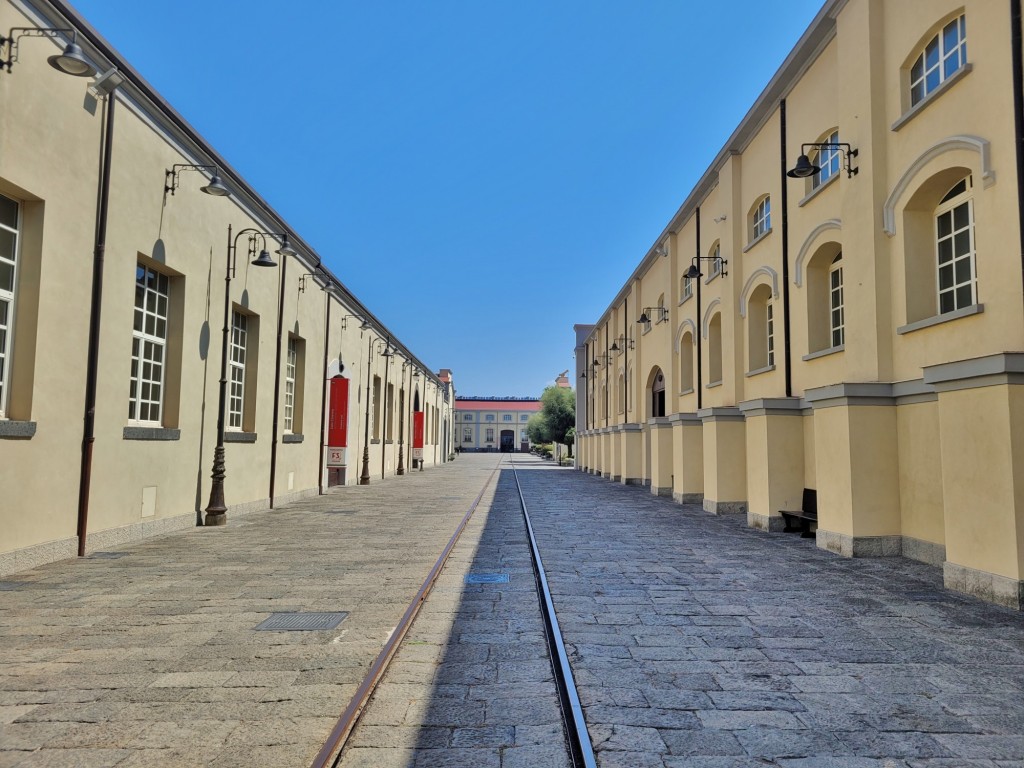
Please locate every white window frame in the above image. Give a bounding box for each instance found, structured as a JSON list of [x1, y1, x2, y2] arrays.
[[708, 242, 722, 279], [829, 254, 845, 347], [485, 427, 494, 443], [0, 193, 20, 419], [284, 336, 297, 432], [935, 177, 976, 315], [463, 427, 472, 442], [229, 310, 247, 430], [752, 197, 771, 240], [129, 264, 170, 425], [812, 131, 841, 190], [502, 414, 512, 421], [910, 15, 967, 107], [682, 275, 693, 300], [766, 301, 775, 367]]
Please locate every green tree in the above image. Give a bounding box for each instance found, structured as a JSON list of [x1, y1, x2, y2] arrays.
[[526, 412, 551, 444], [565, 426, 576, 458], [538, 385, 575, 446]]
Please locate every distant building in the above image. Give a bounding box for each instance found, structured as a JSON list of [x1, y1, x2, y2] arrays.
[[455, 397, 540, 452]]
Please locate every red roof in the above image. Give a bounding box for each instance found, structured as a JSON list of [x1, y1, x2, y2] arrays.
[[456, 400, 540, 412]]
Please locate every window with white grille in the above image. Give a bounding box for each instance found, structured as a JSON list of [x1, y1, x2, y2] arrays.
[[229, 311, 247, 429], [129, 264, 169, 423], [0, 194, 19, 417], [284, 337, 297, 432]]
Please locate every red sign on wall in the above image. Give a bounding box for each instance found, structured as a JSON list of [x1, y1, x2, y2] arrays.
[[413, 411, 425, 461], [328, 376, 349, 447]]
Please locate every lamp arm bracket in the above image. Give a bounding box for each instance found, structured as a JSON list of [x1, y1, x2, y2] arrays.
[[1, 27, 76, 70]]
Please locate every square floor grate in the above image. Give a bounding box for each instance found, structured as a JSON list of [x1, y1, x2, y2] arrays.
[[88, 552, 130, 559], [253, 612, 349, 631], [465, 573, 510, 584]]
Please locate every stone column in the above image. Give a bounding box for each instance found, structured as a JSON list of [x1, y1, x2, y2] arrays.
[[739, 398, 805, 533], [698, 407, 747, 515], [648, 417, 673, 497], [669, 413, 703, 504], [609, 426, 622, 481]]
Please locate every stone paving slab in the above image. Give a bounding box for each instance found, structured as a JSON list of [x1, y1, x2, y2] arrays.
[[338, 462, 571, 768], [0, 455, 503, 766], [514, 461, 1024, 768]]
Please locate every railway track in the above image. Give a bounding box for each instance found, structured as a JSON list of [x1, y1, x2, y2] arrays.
[[310, 453, 595, 768]]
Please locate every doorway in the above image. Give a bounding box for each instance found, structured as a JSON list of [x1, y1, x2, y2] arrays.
[[500, 429, 515, 452]]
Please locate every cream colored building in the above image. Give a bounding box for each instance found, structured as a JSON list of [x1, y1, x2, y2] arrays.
[[455, 397, 540, 452], [0, 0, 454, 573], [577, 0, 1024, 609]]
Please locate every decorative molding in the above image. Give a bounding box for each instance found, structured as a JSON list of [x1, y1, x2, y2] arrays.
[[702, 298, 722, 339], [673, 319, 698, 352], [794, 219, 842, 286], [738, 266, 779, 318], [897, 304, 984, 335], [883, 134, 993, 236]]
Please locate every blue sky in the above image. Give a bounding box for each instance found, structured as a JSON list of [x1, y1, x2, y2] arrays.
[[72, 0, 823, 397]]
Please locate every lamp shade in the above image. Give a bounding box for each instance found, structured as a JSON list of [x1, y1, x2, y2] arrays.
[[684, 264, 701, 280], [637, 312, 650, 324], [251, 249, 277, 268], [276, 238, 298, 259], [48, 42, 94, 77], [787, 153, 820, 178], [201, 174, 230, 196]]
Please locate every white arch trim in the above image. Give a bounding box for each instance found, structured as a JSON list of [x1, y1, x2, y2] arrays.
[[794, 219, 842, 287], [883, 135, 993, 237], [673, 318, 698, 352], [739, 266, 780, 318], [702, 298, 722, 339]]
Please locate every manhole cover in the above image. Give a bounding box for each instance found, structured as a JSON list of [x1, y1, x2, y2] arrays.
[[465, 573, 510, 584], [88, 552, 129, 559], [254, 612, 349, 631]]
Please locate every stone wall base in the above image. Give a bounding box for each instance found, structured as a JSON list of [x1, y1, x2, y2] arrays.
[[945, 562, 1024, 610], [0, 536, 78, 576], [902, 536, 946, 567], [651, 486, 672, 498], [673, 492, 704, 505], [271, 487, 319, 509], [612, 474, 622, 482], [623, 477, 643, 486], [703, 499, 747, 515], [816, 530, 903, 558], [748, 512, 786, 532]]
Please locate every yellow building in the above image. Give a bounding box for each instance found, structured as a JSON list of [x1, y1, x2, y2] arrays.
[[0, 0, 454, 573], [577, 0, 1024, 609]]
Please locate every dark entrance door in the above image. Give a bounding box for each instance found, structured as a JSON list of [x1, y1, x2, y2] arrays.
[[500, 429, 515, 452]]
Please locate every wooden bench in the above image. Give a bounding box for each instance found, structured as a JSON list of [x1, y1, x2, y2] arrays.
[[779, 489, 817, 538]]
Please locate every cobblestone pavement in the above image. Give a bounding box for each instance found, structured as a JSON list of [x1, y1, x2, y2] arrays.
[[515, 460, 1024, 768], [338, 462, 571, 768], [0, 455, 503, 767]]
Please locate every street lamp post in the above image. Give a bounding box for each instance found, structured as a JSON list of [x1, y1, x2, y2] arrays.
[[397, 359, 413, 475], [204, 225, 293, 526], [359, 336, 391, 485]]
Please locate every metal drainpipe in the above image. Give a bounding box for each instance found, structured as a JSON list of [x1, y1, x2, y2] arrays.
[[1011, 0, 1024, 299], [268, 257, 287, 508], [624, 296, 629, 419], [76, 93, 116, 558], [380, 344, 391, 479], [317, 292, 330, 495], [695, 206, 702, 411], [780, 98, 793, 398]]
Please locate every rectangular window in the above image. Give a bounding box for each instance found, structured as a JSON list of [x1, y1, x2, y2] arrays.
[[766, 302, 775, 367], [812, 131, 841, 190], [129, 264, 170, 423], [463, 427, 472, 442], [752, 198, 771, 239], [0, 194, 19, 417], [284, 337, 297, 432], [228, 310, 247, 429], [830, 262, 844, 347], [465, 413, 472, 421], [937, 197, 975, 314], [521, 414, 528, 421], [372, 375, 382, 439], [502, 414, 512, 421], [486, 414, 495, 422], [385, 382, 394, 440], [683, 276, 693, 299], [486, 427, 494, 442]]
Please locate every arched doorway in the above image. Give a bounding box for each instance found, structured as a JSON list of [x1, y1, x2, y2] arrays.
[[648, 367, 666, 418]]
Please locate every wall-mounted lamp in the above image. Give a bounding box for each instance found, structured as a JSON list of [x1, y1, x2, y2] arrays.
[[637, 307, 669, 324], [299, 269, 325, 293], [341, 314, 370, 331], [684, 254, 728, 280], [653, 244, 668, 258], [787, 142, 859, 179], [1, 27, 95, 76], [609, 336, 634, 353], [164, 164, 230, 197], [592, 354, 610, 368], [713, 214, 727, 223]]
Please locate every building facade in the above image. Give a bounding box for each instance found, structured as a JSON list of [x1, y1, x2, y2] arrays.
[[455, 397, 540, 452], [0, 0, 454, 573], [576, 0, 1024, 609]]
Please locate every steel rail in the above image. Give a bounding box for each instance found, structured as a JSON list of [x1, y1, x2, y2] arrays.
[[510, 457, 598, 768], [310, 455, 503, 768]]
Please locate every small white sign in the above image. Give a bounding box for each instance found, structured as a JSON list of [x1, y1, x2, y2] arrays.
[[327, 447, 347, 467], [413, 448, 423, 461]]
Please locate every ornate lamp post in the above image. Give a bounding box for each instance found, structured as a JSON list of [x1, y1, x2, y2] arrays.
[[397, 359, 415, 475], [203, 225, 292, 526], [359, 336, 392, 484]]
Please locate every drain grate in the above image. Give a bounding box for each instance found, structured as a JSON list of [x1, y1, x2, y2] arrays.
[[253, 611, 349, 631], [88, 552, 129, 559], [465, 573, 510, 584]]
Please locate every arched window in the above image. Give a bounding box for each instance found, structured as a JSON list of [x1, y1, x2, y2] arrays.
[[679, 332, 694, 393], [747, 284, 774, 372], [708, 240, 722, 279], [750, 196, 771, 242], [910, 14, 967, 107], [681, 274, 693, 301], [829, 254, 844, 347], [812, 130, 841, 190], [936, 176, 975, 314], [708, 313, 722, 385], [648, 368, 666, 418], [617, 372, 625, 414]]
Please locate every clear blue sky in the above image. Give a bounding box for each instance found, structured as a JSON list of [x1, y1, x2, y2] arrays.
[[72, 0, 823, 397]]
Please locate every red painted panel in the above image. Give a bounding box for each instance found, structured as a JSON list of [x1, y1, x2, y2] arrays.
[[413, 411, 425, 449], [328, 376, 349, 447]]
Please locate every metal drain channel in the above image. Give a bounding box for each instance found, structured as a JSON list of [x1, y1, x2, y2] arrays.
[[510, 457, 597, 768], [311, 455, 505, 768]]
